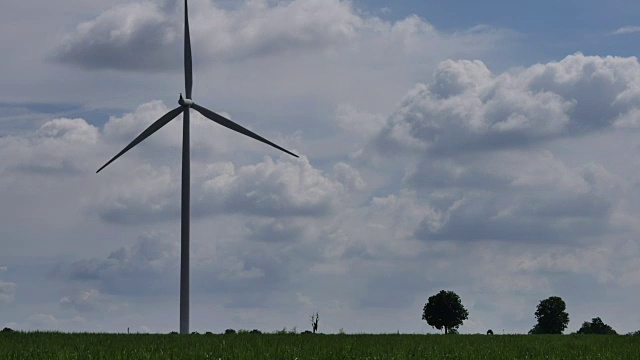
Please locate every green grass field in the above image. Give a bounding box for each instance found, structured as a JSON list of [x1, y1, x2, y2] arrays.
[[1, 332, 637, 359]]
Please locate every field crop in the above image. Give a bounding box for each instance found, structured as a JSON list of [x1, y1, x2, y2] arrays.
[[0, 332, 638, 359]]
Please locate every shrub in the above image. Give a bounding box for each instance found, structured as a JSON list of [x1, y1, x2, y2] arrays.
[[250, 329, 262, 334], [224, 329, 236, 335], [487, 329, 494, 335], [576, 318, 617, 335], [1, 328, 14, 333]]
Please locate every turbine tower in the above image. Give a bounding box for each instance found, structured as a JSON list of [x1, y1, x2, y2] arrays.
[[96, 0, 298, 334]]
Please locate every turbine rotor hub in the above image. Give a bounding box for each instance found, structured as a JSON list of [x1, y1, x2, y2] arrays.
[[178, 95, 193, 107]]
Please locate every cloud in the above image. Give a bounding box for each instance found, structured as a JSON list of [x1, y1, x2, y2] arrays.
[[92, 164, 180, 224], [69, 232, 180, 295], [373, 53, 640, 157], [409, 151, 623, 243], [0, 266, 15, 305], [51, 1, 180, 71], [0, 280, 16, 304], [334, 104, 386, 140], [52, 0, 361, 70], [93, 155, 350, 224], [357, 267, 429, 308], [0, 118, 100, 176], [51, 0, 509, 72], [64, 228, 312, 308], [360, 54, 639, 245], [60, 289, 111, 313], [15, 99, 318, 225], [333, 162, 366, 191], [612, 26, 640, 35], [25, 314, 86, 330], [245, 218, 307, 243], [200, 156, 348, 217]]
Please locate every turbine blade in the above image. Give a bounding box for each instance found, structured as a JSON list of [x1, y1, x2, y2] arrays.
[[184, 0, 193, 99], [96, 106, 184, 173], [192, 103, 298, 158]]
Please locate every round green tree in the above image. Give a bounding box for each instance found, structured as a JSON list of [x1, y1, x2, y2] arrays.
[[529, 296, 570, 334], [422, 290, 469, 334]]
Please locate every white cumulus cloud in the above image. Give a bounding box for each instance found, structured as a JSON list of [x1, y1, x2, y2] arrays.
[[374, 53, 640, 156]]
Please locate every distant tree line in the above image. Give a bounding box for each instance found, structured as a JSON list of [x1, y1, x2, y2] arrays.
[[421, 290, 626, 335], [3, 296, 636, 335]]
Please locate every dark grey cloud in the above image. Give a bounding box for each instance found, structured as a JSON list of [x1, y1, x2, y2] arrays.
[[52, 1, 181, 71], [51, 0, 361, 71], [410, 154, 623, 244], [69, 232, 180, 295], [416, 191, 613, 243], [64, 227, 320, 310]]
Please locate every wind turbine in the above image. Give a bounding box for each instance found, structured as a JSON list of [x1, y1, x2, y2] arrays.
[[96, 0, 298, 334]]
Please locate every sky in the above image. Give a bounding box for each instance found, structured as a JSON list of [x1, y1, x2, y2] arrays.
[[2, 0, 640, 335]]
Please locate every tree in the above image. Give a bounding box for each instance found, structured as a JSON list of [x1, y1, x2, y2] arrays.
[[422, 290, 469, 334], [529, 296, 569, 334], [310, 312, 319, 334], [576, 317, 617, 335]]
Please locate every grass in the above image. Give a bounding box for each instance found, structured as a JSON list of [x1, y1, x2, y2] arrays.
[[1, 332, 638, 359]]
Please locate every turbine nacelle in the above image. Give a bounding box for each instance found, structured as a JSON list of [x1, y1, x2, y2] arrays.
[[179, 94, 193, 106]]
